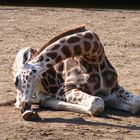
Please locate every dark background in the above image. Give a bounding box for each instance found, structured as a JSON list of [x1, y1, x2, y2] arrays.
[[0, 0, 140, 9]]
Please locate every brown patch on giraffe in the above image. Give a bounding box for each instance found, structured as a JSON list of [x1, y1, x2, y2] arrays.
[[42, 78, 49, 87], [82, 55, 88, 61], [61, 46, 71, 57], [25, 75, 29, 80], [83, 55, 99, 64], [88, 73, 101, 91], [80, 58, 93, 73], [30, 48, 37, 55], [83, 41, 91, 52], [100, 60, 106, 70], [84, 32, 93, 40], [88, 74, 100, 83], [78, 98, 82, 102], [55, 55, 62, 63], [42, 72, 46, 77], [102, 71, 118, 88], [73, 97, 77, 102], [30, 25, 86, 60], [60, 38, 66, 43], [46, 58, 50, 62], [73, 45, 82, 55], [47, 52, 58, 59], [49, 86, 58, 94], [48, 75, 56, 85], [67, 96, 72, 102], [57, 88, 64, 97], [36, 55, 44, 62], [98, 56, 102, 62], [79, 84, 91, 94], [47, 64, 53, 68], [67, 36, 81, 43], [51, 44, 60, 50], [92, 41, 99, 53], [47, 67, 56, 77]]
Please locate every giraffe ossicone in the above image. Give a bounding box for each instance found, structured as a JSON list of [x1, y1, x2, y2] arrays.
[[12, 26, 140, 120]]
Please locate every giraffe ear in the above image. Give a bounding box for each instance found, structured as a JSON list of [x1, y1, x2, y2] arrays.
[[22, 48, 37, 64], [23, 51, 29, 64]]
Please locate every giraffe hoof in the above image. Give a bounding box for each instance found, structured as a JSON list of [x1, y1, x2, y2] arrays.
[[90, 97, 105, 116], [22, 110, 39, 121]]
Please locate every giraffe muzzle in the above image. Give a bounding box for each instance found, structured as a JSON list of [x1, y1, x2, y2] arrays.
[[21, 101, 31, 113], [21, 101, 40, 121]]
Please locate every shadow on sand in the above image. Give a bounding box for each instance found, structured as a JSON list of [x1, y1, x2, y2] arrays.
[[29, 107, 140, 131]]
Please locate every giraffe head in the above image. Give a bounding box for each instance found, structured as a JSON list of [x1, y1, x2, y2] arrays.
[[12, 47, 38, 112]]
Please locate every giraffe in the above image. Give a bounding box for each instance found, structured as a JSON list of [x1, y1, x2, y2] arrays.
[[12, 25, 140, 120]]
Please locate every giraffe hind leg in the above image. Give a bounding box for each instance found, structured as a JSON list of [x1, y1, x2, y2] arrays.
[[104, 86, 140, 114]]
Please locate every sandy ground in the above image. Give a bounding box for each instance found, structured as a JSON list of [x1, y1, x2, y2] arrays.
[[0, 6, 140, 140]]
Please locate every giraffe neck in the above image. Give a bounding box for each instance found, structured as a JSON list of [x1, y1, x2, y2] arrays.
[[31, 25, 86, 60], [28, 30, 104, 75]]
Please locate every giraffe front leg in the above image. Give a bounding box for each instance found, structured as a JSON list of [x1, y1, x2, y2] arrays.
[[47, 89, 105, 116], [40, 98, 95, 115], [104, 86, 140, 114]]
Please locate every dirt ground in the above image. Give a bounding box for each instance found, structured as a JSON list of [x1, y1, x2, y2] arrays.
[[0, 6, 140, 140]]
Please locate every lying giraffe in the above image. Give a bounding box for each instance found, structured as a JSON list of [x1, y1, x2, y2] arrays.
[[12, 25, 140, 120]]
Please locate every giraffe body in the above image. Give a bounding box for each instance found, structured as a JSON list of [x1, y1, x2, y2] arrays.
[[12, 26, 140, 119]]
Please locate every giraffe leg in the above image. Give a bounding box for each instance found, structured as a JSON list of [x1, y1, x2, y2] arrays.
[[65, 89, 105, 116], [104, 86, 140, 114], [40, 98, 97, 115], [41, 89, 104, 116]]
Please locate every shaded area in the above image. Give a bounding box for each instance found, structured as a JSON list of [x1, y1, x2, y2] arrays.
[[28, 116, 140, 131], [0, 0, 140, 9], [31, 107, 140, 128]]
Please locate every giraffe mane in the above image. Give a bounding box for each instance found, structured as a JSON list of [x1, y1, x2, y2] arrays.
[[30, 24, 86, 60]]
